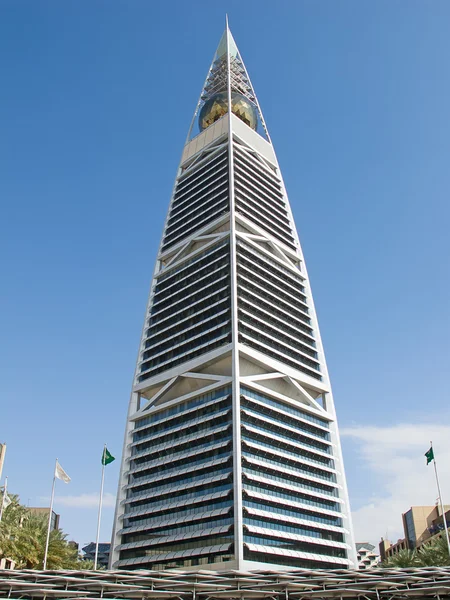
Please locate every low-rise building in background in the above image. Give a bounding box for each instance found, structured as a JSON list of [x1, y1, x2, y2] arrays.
[[82, 543, 110, 568], [28, 508, 60, 531], [379, 505, 450, 561], [355, 543, 379, 569]]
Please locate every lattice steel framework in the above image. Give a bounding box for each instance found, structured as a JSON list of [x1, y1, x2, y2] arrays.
[[3, 567, 450, 599], [111, 24, 356, 572]]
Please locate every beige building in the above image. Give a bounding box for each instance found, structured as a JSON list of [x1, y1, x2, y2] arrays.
[[28, 508, 60, 531], [379, 505, 450, 561]]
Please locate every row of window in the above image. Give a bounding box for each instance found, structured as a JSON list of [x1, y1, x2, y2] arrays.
[[239, 327, 322, 381], [146, 300, 230, 350], [131, 449, 232, 485], [238, 287, 313, 341], [122, 517, 235, 546], [242, 428, 334, 468], [170, 154, 228, 215], [237, 236, 302, 283], [243, 465, 337, 503], [120, 535, 234, 560], [131, 413, 232, 464], [152, 259, 229, 314], [239, 309, 319, 363], [243, 534, 347, 558], [125, 481, 233, 513], [242, 453, 336, 496], [238, 257, 309, 318], [138, 327, 231, 382], [241, 387, 329, 428], [166, 171, 228, 235], [233, 159, 288, 224], [243, 548, 341, 569], [143, 311, 231, 362], [240, 332, 323, 382], [145, 552, 234, 570], [157, 238, 228, 285], [132, 426, 232, 464], [133, 388, 231, 432], [154, 241, 229, 296], [233, 147, 284, 204], [234, 175, 292, 237], [175, 148, 227, 202], [243, 498, 342, 527], [150, 296, 230, 351], [242, 443, 335, 483], [243, 479, 339, 513], [133, 395, 231, 441], [239, 298, 315, 353], [130, 463, 232, 497], [238, 275, 311, 327], [240, 395, 328, 439], [242, 410, 329, 455], [241, 396, 327, 441], [164, 188, 228, 247], [237, 241, 306, 298], [162, 201, 229, 252], [150, 275, 229, 325], [162, 151, 229, 250], [243, 517, 344, 543], [242, 446, 334, 485], [236, 198, 296, 251], [124, 499, 233, 530], [233, 158, 287, 215]]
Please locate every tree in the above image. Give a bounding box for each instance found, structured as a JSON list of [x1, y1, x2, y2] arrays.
[[417, 536, 450, 567], [383, 536, 450, 568], [0, 494, 85, 570], [383, 548, 420, 568]]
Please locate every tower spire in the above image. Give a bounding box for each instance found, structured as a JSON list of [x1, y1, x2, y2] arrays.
[[186, 24, 267, 142]]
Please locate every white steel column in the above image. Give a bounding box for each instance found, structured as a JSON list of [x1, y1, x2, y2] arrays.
[[226, 20, 244, 568]]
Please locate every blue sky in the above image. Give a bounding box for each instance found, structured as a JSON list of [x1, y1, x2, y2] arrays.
[[1, 1, 449, 550]]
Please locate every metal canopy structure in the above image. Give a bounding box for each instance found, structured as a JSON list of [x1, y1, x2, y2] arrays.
[[2, 567, 450, 599]]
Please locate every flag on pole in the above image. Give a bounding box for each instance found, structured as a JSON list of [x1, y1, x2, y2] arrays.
[[101, 447, 115, 466], [425, 446, 434, 465], [55, 460, 71, 483], [2, 492, 11, 509]]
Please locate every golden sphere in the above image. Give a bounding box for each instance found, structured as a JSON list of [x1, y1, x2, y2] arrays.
[[199, 92, 257, 131]]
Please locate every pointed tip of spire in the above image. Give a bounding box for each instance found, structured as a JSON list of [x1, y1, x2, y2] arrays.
[[216, 18, 238, 59]]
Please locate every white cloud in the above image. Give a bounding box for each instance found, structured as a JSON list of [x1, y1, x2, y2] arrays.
[[341, 423, 450, 546], [44, 493, 116, 509]]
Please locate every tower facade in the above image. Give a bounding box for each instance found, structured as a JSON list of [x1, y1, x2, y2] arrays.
[[111, 26, 356, 572]]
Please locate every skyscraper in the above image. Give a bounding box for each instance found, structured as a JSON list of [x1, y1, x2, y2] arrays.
[[110, 24, 356, 572]]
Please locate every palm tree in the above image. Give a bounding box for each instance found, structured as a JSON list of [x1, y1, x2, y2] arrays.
[[10, 512, 78, 569], [0, 496, 80, 569], [383, 548, 420, 567], [383, 537, 450, 568], [417, 536, 450, 567]]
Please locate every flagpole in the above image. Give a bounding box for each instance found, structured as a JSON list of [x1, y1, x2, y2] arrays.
[[430, 441, 450, 556], [94, 445, 106, 570], [43, 459, 57, 570], [0, 476, 8, 522]]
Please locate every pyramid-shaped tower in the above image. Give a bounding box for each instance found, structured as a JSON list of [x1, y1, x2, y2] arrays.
[[111, 25, 357, 572]]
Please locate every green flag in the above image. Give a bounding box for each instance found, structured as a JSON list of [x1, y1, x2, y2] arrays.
[[425, 446, 434, 465], [102, 447, 115, 466]]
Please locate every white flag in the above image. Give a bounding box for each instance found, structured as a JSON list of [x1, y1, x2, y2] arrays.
[[55, 460, 71, 483], [2, 492, 11, 509]]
